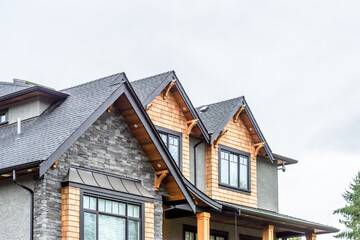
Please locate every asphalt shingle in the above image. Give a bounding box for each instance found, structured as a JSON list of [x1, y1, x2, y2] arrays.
[[196, 97, 244, 134], [0, 73, 124, 170]]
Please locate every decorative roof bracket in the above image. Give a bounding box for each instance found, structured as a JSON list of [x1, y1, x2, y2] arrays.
[[186, 119, 199, 137], [233, 104, 246, 122], [254, 142, 266, 159], [163, 79, 177, 99], [155, 170, 169, 191], [107, 104, 113, 113], [214, 129, 228, 147], [146, 103, 152, 111]]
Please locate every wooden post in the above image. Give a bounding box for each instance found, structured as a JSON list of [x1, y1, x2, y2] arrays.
[[306, 233, 316, 240], [197, 212, 210, 240], [262, 225, 274, 240]]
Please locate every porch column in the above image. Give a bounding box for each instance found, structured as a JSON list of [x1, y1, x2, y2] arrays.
[[197, 212, 210, 240], [262, 225, 274, 240], [306, 233, 316, 240]]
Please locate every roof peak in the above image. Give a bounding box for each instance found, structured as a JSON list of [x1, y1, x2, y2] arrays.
[[196, 96, 244, 109], [131, 70, 174, 83]]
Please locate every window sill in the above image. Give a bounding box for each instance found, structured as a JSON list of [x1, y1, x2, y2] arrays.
[[219, 184, 251, 195], [0, 121, 8, 126]]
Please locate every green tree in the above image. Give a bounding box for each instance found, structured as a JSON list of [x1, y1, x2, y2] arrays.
[[333, 171, 360, 239]]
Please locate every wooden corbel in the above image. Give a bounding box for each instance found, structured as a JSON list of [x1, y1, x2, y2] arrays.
[[186, 119, 199, 137], [163, 79, 177, 99], [213, 129, 228, 147], [155, 170, 169, 191], [51, 159, 59, 170], [146, 103, 153, 111], [233, 104, 246, 122], [253, 142, 266, 158], [107, 104, 113, 113]]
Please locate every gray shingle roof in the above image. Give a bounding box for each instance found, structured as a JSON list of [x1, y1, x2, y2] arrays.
[[131, 71, 173, 103], [196, 97, 244, 134], [0, 80, 34, 98], [0, 73, 124, 171]]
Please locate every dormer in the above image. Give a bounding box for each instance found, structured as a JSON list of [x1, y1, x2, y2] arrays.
[[0, 79, 68, 125]]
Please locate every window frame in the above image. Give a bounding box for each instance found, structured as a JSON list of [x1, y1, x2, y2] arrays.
[[0, 108, 8, 125], [80, 189, 145, 240], [155, 125, 183, 171], [183, 224, 228, 240], [218, 145, 251, 194]]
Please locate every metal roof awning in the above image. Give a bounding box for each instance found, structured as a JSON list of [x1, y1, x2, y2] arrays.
[[62, 167, 154, 199]]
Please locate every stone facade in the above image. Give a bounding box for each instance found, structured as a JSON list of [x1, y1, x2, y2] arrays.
[[33, 109, 163, 240]]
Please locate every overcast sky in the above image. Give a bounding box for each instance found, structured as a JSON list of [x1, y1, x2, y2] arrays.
[[1, 1, 359, 239]]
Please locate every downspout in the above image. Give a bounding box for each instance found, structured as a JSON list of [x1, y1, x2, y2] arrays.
[[13, 170, 34, 240], [193, 140, 204, 187]]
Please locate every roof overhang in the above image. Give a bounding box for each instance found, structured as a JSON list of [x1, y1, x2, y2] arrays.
[[0, 85, 69, 108], [273, 153, 298, 166]]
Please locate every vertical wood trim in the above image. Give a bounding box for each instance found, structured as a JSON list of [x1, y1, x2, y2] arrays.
[[197, 212, 211, 240], [262, 225, 274, 240], [61, 186, 80, 240], [145, 202, 155, 240], [306, 233, 316, 240]]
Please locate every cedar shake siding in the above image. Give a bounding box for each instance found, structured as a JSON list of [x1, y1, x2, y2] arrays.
[[33, 109, 163, 240]]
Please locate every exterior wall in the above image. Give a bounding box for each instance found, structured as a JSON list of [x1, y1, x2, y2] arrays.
[[189, 136, 206, 193], [257, 157, 279, 212], [146, 92, 191, 179], [34, 109, 163, 240], [163, 217, 262, 240], [0, 174, 35, 240], [61, 186, 80, 239], [1, 96, 53, 124], [206, 117, 257, 207], [145, 202, 155, 240]]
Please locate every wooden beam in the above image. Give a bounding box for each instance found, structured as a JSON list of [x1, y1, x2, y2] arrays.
[[197, 212, 211, 240], [146, 103, 152, 111], [107, 104, 113, 113], [213, 129, 228, 147], [262, 225, 274, 240], [51, 159, 59, 170], [254, 142, 266, 158], [163, 79, 177, 99], [186, 119, 199, 137], [233, 104, 246, 122], [155, 170, 169, 191]]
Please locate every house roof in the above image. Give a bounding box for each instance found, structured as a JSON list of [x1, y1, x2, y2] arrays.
[[0, 80, 34, 97], [220, 201, 339, 235], [197, 96, 274, 162], [131, 71, 173, 104], [0, 73, 126, 173], [131, 71, 210, 142]]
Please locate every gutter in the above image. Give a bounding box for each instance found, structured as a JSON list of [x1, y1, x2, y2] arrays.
[[12, 170, 34, 240]]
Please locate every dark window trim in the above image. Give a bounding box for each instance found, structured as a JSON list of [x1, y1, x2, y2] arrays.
[[80, 188, 145, 240], [183, 224, 228, 240], [0, 108, 9, 125], [155, 125, 183, 171], [218, 145, 251, 194]]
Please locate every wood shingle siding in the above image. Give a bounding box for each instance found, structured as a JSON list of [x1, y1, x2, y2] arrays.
[[206, 116, 257, 207], [146, 91, 191, 180], [61, 186, 80, 240]]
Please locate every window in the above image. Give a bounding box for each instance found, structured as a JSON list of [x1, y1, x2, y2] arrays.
[[183, 225, 228, 240], [157, 126, 182, 168], [219, 145, 250, 192], [82, 195, 142, 240], [0, 109, 8, 125]]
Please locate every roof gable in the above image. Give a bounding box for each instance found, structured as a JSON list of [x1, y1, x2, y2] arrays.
[[197, 97, 274, 162], [131, 71, 209, 142]]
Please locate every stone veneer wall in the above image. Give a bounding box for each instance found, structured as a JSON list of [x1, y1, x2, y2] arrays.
[[33, 109, 163, 240]]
